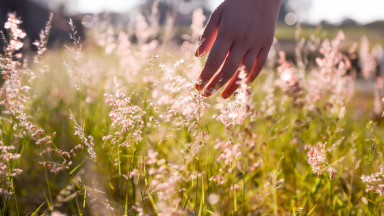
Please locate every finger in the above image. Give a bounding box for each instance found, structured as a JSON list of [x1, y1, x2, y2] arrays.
[[221, 49, 259, 99], [203, 46, 246, 97], [195, 37, 232, 90], [249, 47, 269, 83], [195, 3, 224, 57]]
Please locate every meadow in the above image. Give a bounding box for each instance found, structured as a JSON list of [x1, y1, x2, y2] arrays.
[[1, 8, 384, 216]]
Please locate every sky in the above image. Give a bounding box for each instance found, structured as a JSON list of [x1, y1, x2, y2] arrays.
[[72, 0, 384, 25], [300, 0, 384, 24], [75, 0, 139, 14]]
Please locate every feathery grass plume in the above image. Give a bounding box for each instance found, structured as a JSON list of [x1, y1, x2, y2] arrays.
[[361, 167, 384, 195], [34, 13, 53, 66], [69, 110, 96, 160], [0, 13, 55, 207], [0, 13, 30, 203], [305, 142, 335, 177], [305, 31, 355, 116], [359, 36, 376, 80]]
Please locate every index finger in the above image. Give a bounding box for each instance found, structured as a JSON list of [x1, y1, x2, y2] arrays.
[[196, 37, 232, 90]]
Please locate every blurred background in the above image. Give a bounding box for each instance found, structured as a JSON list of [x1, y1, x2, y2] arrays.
[[1, 0, 384, 50]]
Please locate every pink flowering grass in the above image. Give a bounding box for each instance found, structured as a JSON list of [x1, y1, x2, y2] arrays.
[[1, 8, 384, 216]]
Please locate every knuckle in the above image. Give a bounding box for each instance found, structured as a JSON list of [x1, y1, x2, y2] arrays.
[[207, 58, 222, 68], [244, 64, 254, 74], [234, 34, 253, 46], [217, 35, 231, 46], [241, 34, 251, 44], [218, 27, 233, 39], [221, 66, 236, 77]]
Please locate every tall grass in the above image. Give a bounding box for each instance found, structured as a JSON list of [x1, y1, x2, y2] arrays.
[[1, 6, 384, 216]]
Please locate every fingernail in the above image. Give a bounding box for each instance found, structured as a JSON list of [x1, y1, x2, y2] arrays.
[[222, 93, 230, 99], [195, 83, 201, 91], [195, 46, 203, 57], [194, 47, 200, 57], [196, 80, 207, 91]]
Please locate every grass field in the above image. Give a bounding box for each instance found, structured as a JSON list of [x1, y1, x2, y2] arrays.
[[1, 10, 384, 216]]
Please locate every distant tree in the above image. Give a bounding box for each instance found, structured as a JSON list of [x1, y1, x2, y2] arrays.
[[43, 0, 78, 15], [341, 18, 358, 26], [143, 0, 209, 15], [0, 0, 84, 51], [141, 0, 311, 25]]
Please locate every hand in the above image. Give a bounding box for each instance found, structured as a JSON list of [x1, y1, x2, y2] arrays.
[[195, 0, 281, 99]]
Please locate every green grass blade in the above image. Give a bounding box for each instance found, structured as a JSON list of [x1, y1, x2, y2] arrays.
[[31, 202, 45, 216], [307, 204, 318, 215], [43, 191, 52, 211], [198, 178, 204, 216], [70, 158, 87, 175], [83, 188, 87, 209]]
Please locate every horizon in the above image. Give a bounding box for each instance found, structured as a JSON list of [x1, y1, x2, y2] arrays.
[[31, 0, 384, 25]]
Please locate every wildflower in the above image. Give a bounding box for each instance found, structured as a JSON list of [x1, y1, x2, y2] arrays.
[[230, 184, 242, 191], [361, 169, 384, 196], [328, 167, 336, 180], [209, 174, 225, 185], [119, 141, 132, 147], [12, 169, 22, 176], [275, 51, 299, 93], [146, 149, 158, 165], [306, 144, 327, 175]]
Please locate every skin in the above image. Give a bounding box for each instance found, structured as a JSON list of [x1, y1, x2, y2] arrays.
[[195, 0, 282, 99]]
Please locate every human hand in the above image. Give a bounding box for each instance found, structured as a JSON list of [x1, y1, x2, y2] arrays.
[[195, 0, 281, 99]]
